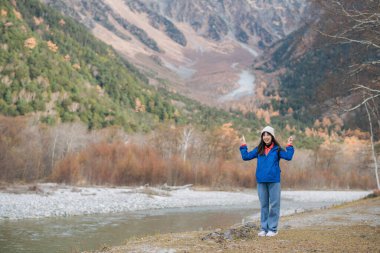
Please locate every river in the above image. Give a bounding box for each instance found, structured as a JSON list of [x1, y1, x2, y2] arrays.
[[0, 190, 369, 253], [0, 205, 255, 253], [220, 70, 255, 101]]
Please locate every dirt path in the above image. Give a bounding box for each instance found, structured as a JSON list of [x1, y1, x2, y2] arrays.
[[90, 196, 380, 253]]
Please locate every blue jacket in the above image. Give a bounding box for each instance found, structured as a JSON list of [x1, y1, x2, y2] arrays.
[[240, 144, 294, 183]]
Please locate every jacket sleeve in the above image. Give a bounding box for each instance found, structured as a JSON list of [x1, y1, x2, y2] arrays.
[[279, 145, 294, 161], [240, 145, 258, 161]]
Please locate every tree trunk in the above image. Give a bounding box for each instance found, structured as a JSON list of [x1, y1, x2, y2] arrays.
[[365, 102, 380, 189]]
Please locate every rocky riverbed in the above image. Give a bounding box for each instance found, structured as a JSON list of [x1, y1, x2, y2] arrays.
[[0, 183, 370, 220]]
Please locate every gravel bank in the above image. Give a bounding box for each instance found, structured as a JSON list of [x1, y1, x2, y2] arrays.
[[0, 183, 370, 220]]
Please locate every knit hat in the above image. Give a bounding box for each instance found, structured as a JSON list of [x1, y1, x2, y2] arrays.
[[261, 126, 275, 137]]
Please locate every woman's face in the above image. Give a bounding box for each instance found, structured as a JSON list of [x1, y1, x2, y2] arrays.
[[262, 132, 272, 145]]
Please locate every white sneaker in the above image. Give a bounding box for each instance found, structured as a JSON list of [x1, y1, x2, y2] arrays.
[[257, 230, 266, 237], [266, 231, 278, 237]]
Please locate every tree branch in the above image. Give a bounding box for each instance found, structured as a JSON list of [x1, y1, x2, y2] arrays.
[[324, 1, 380, 48], [348, 60, 380, 76], [351, 84, 380, 93], [316, 29, 380, 49], [336, 1, 379, 20], [345, 93, 380, 112]]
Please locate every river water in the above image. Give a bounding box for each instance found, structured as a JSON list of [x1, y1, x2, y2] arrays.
[[0, 191, 368, 253], [220, 70, 255, 101], [0, 205, 256, 253]]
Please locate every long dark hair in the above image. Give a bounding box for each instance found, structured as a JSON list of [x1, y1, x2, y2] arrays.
[[258, 132, 281, 155]]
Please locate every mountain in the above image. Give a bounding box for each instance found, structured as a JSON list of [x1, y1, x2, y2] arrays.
[[0, 0, 180, 131], [42, 0, 310, 108], [0, 0, 282, 138], [253, 0, 380, 131], [2, 0, 376, 138]]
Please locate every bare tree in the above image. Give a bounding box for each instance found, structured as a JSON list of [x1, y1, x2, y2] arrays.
[[364, 101, 380, 189], [317, 0, 380, 188], [345, 88, 380, 189], [44, 122, 94, 175], [180, 126, 194, 162]]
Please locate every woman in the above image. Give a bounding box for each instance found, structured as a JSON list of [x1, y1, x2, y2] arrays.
[[240, 126, 294, 237]]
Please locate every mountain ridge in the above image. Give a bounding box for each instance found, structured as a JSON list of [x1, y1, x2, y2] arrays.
[[42, 0, 310, 108]]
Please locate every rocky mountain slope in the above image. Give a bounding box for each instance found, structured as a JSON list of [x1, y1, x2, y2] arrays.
[[253, 0, 380, 130], [0, 0, 179, 130], [42, 0, 310, 108]]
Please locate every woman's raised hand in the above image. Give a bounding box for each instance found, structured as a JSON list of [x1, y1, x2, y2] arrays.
[[287, 136, 293, 146], [240, 135, 246, 146]]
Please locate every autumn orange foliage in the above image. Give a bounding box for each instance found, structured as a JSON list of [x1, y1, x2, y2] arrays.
[[51, 142, 255, 187], [0, 116, 377, 189]]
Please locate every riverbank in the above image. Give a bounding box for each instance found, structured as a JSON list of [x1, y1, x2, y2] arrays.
[[90, 195, 380, 253], [0, 183, 370, 219]]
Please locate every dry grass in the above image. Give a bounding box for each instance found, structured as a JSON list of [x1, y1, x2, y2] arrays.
[[51, 142, 255, 188], [51, 141, 377, 189], [92, 225, 379, 253]]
